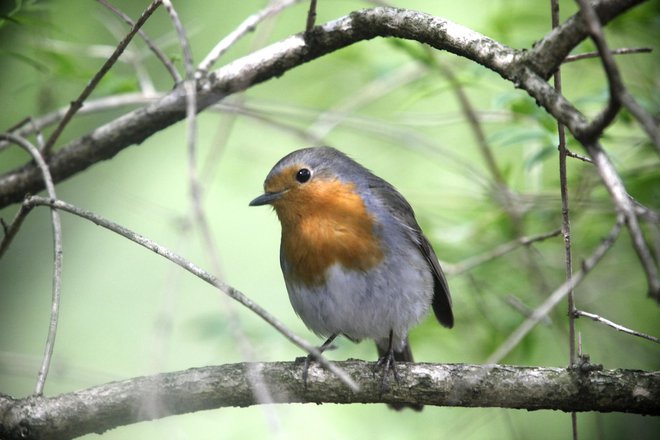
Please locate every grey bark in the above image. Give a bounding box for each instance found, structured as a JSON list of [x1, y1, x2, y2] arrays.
[[1, 362, 658, 440]]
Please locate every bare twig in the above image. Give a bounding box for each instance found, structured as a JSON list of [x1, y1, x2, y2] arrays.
[[160, 0, 211, 272], [504, 295, 553, 325], [306, 0, 318, 33], [0, 135, 62, 396], [160, 0, 201, 246], [22, 195, 359, 391], [29, 117, 46, 150], [574, 309, 660, 343], [565, 148, 593, 163], [101, 17, 157, 95], [197, 0, 303, 74], [445, 229, 562, 276], [551, 0, 577, 370], [433, 53, 555, 294], [563, 47, 652, 63], [163, 1, 281, 418], [0, 92, 161, 151], [200, 3, 284, 189], [97, 0, 182, 83], [0, 199, 33, 259], [486, 215, 625, 364], [435, 60, 506, 187], [40, 0, 162, 155], [307, 63, 424, 139], [551, 1, 578, 436], [586, 141, 660, 299], [576, 0, 659, 150]]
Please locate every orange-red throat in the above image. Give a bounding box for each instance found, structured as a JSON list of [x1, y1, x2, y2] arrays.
[[263, 165, 384, 285]]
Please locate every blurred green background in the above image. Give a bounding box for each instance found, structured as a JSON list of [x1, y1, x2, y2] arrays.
[[0, 0, 658, 438]]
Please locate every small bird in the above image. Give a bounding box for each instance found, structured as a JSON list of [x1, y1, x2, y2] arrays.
[[250, 146, 453, 410]]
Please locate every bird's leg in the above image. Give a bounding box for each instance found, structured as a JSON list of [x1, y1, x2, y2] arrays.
[[375, 329, 400, 393], [302, 333, 338, 388]]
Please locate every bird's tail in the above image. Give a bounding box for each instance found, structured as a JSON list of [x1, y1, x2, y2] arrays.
[[376, 337, 423, 411]]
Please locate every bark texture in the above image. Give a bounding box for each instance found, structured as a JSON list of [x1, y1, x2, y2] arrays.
[[1, 362, 658, 440]]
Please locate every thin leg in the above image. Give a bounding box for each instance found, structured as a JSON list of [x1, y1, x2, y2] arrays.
[[303, 333, 338, 388], [375, 329, 400, 393]]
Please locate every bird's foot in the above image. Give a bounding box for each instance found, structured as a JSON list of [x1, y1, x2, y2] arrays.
[[374, 349, 400, 394]]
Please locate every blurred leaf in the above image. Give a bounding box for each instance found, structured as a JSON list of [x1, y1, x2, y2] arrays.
[[38, 47, 89, 79], [0, 49, 49, 72], [488, 126, 548, 148], [94, 72, 139, 96], [525, 144, 557, 170]]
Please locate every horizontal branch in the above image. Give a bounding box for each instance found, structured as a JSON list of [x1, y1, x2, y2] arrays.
[[0, 361, 657, 440], [0, 0, 642, 208]]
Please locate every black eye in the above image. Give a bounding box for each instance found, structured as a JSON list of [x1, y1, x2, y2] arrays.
[[295, 168, 311, 183]]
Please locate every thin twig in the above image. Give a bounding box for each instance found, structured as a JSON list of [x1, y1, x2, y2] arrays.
[[41, 0, 162, 155], [0, 92, 161, 151], [426, 50, 553, 296], [160, 0, 200, 232], [586, 141, 660, 299], [0, 199, 34, 259], [576, 0, 659, 151], [307, 63, 425, 139], [162, 0, 283, 413], [486, 215, 625, 364], [101, 17, 157, 95], [551, 0, 577, 370], [160, 0, 209, 273], [29, 117, 46, 150], [565, 148, 593, 163], [0, 134, 62, 396], [504, 295, 552, 325], [552, 0, 578, 435], [574, 310, 660, 344], [434, 59, 506, 186], [23, 196, 358, 391], [445, 229, 562, 276], [165, 0, 283, 418], [305, 0, 318, 33], [97, 0, 181, 83], [197, 0, 303, 74], [563, 47, 652, 63]]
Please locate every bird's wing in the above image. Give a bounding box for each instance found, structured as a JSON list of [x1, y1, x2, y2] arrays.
[[367, 176, 454, 328]]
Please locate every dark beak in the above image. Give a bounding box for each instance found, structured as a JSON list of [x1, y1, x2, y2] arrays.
[[249, 191, 284, 206]]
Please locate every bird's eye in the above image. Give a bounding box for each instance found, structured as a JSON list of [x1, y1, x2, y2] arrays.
[[295, 168, 311, 183]]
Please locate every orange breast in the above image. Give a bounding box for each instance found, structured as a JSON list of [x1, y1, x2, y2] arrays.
[[274, 178, 384, 285]]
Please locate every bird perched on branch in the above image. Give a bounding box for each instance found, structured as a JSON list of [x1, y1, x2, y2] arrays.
[[250, 146, 453, 410]]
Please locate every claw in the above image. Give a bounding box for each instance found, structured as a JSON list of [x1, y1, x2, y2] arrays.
[[374, 329, 401, 393]]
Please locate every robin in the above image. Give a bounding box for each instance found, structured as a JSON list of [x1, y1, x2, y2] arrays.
[[249, 146, 453, 410]]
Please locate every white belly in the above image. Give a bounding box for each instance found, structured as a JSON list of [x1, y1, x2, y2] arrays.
[[285, 253, 433, 351]]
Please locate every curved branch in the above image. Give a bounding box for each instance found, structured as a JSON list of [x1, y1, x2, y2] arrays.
[[527, 0, 645, 78], [0, 362, 657, 440], [0, 0, 643, 208]]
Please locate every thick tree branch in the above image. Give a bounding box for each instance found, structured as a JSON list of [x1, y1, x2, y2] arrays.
[[0, 0, 644, 208], [0, 362, 657, 440], [527, 0, 645, 79]]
